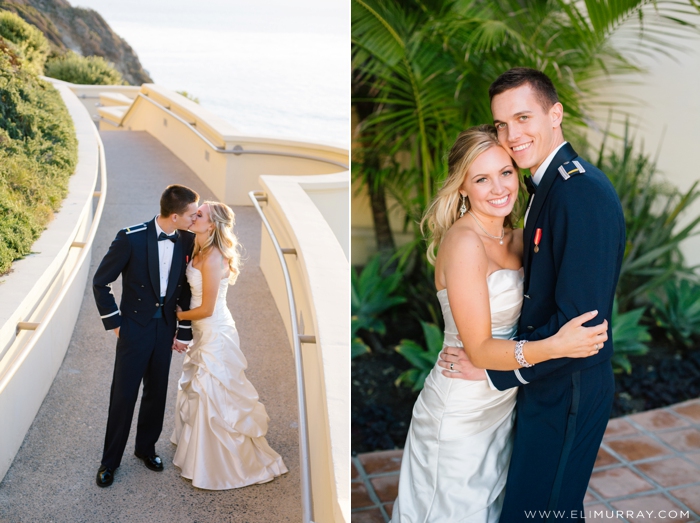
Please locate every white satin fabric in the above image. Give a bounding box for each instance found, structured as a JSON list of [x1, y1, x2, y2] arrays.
[[170, 263, 288, 490], [392, 268, 524, 522]]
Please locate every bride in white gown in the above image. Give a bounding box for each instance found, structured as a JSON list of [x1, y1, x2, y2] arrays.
[[171, 201, 287, 490], [391, 126, 607, 522]]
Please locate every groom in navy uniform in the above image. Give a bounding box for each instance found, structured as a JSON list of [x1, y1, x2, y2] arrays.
[[440, 68, 625, 520], [93, 184, 199, 487]]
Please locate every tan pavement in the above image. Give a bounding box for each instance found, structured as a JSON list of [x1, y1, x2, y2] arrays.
[[0, 131, 301, 522]]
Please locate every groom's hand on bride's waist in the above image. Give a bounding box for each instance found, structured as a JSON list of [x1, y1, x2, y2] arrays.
[[438, 345, 487, 381]]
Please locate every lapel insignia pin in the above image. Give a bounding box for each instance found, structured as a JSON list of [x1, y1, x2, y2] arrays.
[[534, 228, 542, 253]]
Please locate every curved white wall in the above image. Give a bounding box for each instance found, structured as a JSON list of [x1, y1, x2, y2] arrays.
[[258, 172, 349, 523], [0, 82, 101, 482]]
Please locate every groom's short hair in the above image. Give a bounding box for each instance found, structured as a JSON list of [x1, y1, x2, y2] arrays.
[[160, 184, 199, 217], [489, 68, 559, 112]]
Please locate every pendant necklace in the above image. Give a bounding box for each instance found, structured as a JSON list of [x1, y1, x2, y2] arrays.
[[467, 210, 505, 245]]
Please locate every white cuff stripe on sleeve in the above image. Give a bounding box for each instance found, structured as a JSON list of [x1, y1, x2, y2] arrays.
[[178, 325, 191, 329], [515, 369, 529, 385], [100, 310, 120, 319]]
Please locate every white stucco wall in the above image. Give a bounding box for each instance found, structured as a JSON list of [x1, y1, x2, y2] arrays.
[[588, 31, 700, 265]]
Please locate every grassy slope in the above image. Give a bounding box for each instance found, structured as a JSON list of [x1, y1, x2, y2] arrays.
[[0, 37, 77, 275]]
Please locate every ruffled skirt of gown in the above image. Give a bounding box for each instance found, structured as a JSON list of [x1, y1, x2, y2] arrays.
[[170, 266, 287, 490]]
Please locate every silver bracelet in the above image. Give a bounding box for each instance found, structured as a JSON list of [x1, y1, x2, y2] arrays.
[[514, 340, 533, 368]]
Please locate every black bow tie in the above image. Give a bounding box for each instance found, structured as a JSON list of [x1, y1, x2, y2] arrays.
[[524, 176, 537, 196], [158, 231, 178, 243]]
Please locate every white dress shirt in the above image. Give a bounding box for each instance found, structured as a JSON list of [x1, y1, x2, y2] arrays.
[[154, 217, 175, 298], [524, 141, 568, 227], [154, 217, 189, 345]]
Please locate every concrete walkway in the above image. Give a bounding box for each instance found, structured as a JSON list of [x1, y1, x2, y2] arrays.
[[0, 132, 301, 522], [351, 399, 700, 523]]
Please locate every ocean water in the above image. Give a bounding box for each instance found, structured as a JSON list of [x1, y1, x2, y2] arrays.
[[73, 0, 349, 148]]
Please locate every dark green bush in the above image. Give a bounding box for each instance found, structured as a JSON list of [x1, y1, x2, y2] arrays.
[[0, 11, 49, 75], [610, 298, 650, 374], [395, 321, 443, 391], [599, 130, 700, 313], [44, 51, 124, 85], [0, 36, 77, 275], [351, 254, 407, 358], [650, 279, 700, 348]]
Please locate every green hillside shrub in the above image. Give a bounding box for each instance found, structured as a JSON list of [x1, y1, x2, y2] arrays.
[[44, 51, 124, 85], [0, 35, 77, 274], [0, 10, 49, 74]]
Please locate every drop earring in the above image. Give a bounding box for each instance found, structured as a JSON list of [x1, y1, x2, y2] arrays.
[[459, 194, 467, 218]]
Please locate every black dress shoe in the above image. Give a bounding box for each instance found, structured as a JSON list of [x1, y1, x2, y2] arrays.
[[96, 465, 115, 487], [134, 451, 164, 471]]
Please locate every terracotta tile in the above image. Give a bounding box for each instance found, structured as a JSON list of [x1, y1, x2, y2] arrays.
[[351, 508, 386, 523], [604, 418, 639, 440], [673, 400, 700, 423], [360, 449, 404, 475], [352, 460, 360, 480], [589, 467, 655, 498], [583, 505, 626, 522], [659, 428, 700, 453], [606, 435, 672, 462], [611, 494, 693, 523], [637, 458, 700, 488], [594, 447, 620, 469], [687, 453, 700, 467], [370, 474, 400, 503], [352, 482, 375, 509], [584, 490, 596, 504], [629, 409, 690, 431], [384, 503, 394, 518], [670, 484, 700, 514]]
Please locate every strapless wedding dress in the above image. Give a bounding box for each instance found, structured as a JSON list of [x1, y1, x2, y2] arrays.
[[392, 269, 523, 522], [170, 263, 287, 490]]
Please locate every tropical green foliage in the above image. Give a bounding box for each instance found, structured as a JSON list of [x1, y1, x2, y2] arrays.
[[600, 129, 700, 313], [650, 279, 700, 347], [0, 11, 49, 74], [0, 35, 77, 274], [352, 0, 700, 250], [176, 90, 200, 104], [395, 321, 443, 391], [610, 298, 650, 374], [44, 51, 124, 85], [352, 254, 407, 358]]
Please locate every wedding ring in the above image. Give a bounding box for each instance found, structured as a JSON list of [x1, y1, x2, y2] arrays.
[[450, 363, 455, 371], [594, 343, 599, 350]]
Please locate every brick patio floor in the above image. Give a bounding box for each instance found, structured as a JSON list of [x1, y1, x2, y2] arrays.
[[352, 399, 700, 522]]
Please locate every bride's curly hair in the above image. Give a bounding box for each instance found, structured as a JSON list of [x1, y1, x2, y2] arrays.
[[421, 125, 519, 265], [192, 201, 241, 284]]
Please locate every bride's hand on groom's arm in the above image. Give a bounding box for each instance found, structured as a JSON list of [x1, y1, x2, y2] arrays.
[[552, 311, 608, 359], [437, 345, 487, 381]]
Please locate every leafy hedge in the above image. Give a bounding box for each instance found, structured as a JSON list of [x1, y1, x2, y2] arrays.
[[0, 29, 77, 275], [0, 11, 48, 74], [44, 51, 124, 85]]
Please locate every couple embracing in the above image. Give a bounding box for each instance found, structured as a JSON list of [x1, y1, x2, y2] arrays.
[[392, 68, 625, 521], [93, 184, 287, 489]]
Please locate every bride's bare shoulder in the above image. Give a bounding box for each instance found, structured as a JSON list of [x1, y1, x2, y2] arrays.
[[438, 223, 488, 266]]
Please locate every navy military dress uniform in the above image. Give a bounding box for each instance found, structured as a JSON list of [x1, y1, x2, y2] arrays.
[[93, 218, 195, 470], [487, 143, 626, 521]]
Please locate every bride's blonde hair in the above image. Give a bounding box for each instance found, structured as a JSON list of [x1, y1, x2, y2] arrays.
[[192, 201, 241, 284], [421, 125, 518, 264]]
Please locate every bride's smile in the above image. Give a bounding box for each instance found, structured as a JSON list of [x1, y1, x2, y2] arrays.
[[459, 144, 519, 228]]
